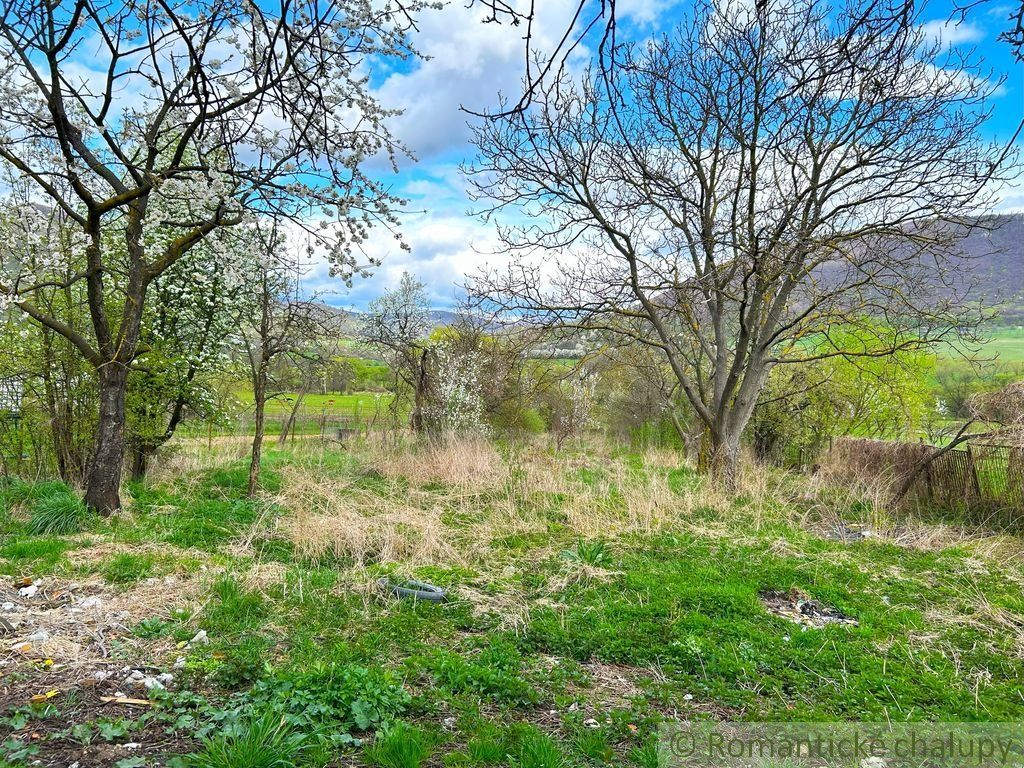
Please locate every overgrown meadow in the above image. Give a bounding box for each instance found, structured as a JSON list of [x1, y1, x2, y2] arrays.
[[3, 437, 1024, 767]]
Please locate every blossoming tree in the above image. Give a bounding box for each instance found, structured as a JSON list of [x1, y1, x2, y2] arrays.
[[0, 0, 424, 512]]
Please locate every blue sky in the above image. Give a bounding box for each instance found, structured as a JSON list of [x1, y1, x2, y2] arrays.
[[312, 0, 1024, 310]]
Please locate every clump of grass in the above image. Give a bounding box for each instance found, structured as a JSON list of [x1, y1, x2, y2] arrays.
[[369, 436, 508, 492], [465, 726, 509, 764], [515, 727, 568, 768], [26, 487, 89, 535], [102, 552, 156, 584], [276, 466, 461, 567], [627, 741, 664, 768], [185, 710, 304, 768], [364, 722, 432, 768], [561, 539, 613, 567]]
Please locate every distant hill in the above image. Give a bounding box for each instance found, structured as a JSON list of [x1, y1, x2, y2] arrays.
[[949, 214, 1024, 324], [323, 306, 468, 339]]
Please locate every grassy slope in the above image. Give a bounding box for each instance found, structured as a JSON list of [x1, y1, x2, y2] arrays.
[[230, 390, 394, 416], [983, 326, 1024, 364], [2, 442, 1024, 767]]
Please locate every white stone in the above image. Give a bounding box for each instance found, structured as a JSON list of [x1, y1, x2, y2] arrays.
[[186, 629, 209, 647]]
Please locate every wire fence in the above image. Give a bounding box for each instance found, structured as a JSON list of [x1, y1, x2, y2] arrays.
[[828, 437, 1024, 512], [178, 396, 405, 443]]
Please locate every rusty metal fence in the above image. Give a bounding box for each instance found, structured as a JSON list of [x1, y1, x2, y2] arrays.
[[828, 437, 1024, 511]]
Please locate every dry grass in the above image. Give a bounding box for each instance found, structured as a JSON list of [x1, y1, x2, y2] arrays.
[[923, 575, 1024, 659], [367, 435, 508, 492], [562, 467, 679, 538], [274, 464, 464, 567], [147, 437, 253, 486]]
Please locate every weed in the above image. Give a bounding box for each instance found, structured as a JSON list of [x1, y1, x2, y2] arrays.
[[132, 617, 172, 639], [96, 718, 132, 742], [185, 710, 305, 768], [364, 721, 433, 768], [422, 637, 539, 707], [561, 539, 613, 567], [235, 663, 411, 735]]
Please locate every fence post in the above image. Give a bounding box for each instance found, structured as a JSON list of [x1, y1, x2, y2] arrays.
[[920, 437, 934, 500], [966, 444, 982, 499]]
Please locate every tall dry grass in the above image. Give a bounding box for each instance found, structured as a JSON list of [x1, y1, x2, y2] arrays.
[[365, 435, 508, 492], [274, 465, 464, 567]]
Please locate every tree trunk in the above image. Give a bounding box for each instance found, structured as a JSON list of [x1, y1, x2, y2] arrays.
[[277, 386, 308, 447], [248, 363, 268, 497], [410, 347, 430, 434], [129, 392, 194, 481], [709, 430, 742, 491], [84, 364, 128, 514], [130, 445, 150, 481]]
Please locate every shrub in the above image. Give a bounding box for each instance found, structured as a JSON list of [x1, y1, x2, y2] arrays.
[[364, 722, 432, 768], [26, 489, 89, 535], [249, 662, 411, 733], [185, 710, 305, 768]]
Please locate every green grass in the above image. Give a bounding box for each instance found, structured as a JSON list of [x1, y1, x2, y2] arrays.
[[364, 722, 433, 768], [5, 442, 1024, 767], [231, 390, 394, 417], [184, 710, 306, 768], [981, 326, 1024, 363], [26, 489, 90, 535], [937, 325, 1024, 363], [101, 552, 156, 584]]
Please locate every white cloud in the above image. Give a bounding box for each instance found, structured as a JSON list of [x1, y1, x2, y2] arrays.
[[373, 1, 584, 161], [301, 208, 508, 309], [920, 19, 985, 47], [375, 0, 674, 160]]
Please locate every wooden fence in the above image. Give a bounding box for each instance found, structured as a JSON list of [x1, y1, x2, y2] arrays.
[[828, 437, 1024, 511]]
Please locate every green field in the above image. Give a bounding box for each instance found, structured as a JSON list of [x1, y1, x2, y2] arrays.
[[3, 440, 1024, 767], [232, 390, 394, 417], [983, 326, 1024, 363], [937, 325, 1024, 363]]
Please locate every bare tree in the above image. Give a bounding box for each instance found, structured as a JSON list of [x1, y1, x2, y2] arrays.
[[359, 272, 433, 433], [240, 224, 331, 498], [0, 0, 421, 512], [463, 0, 618, 115], [467, 0, 1018, 486]]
